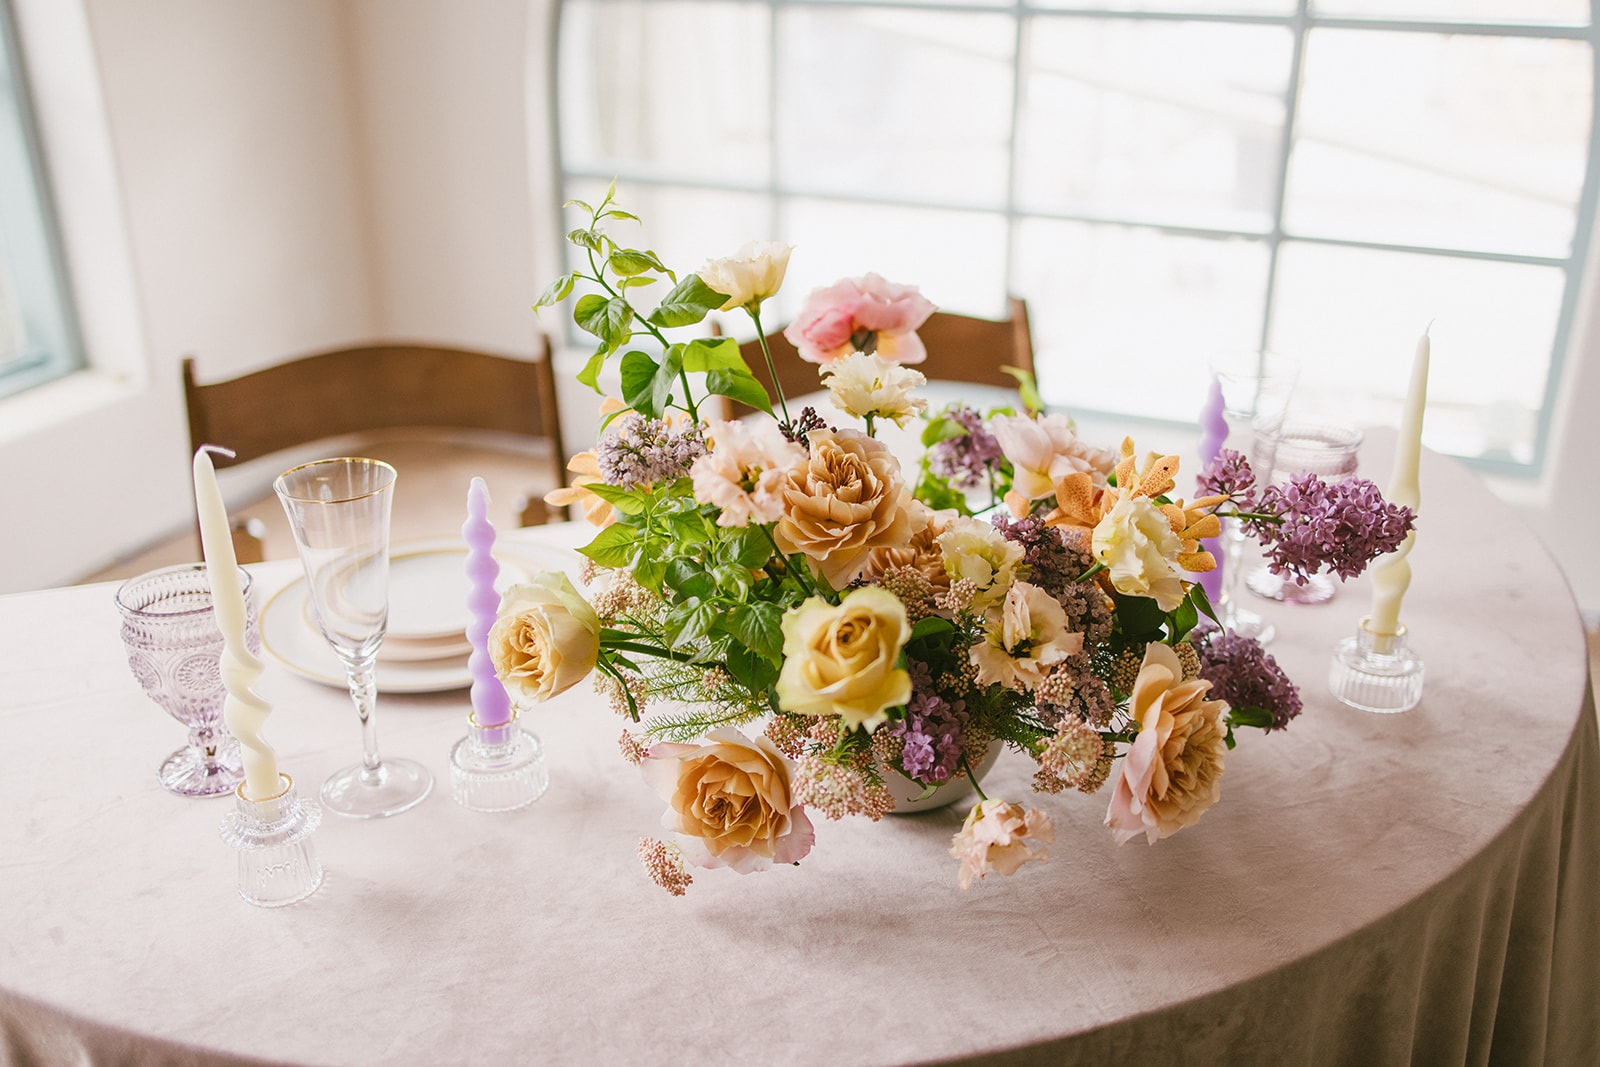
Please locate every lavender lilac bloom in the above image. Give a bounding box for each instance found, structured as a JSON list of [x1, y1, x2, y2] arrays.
[[1196, 448, 1257, 507], [1192, 624, 1302, 731], [927, 406, 1004, 490], [1247, 474, 1415, 582], [595, 413, 707, 489], [886, 660, 969, 784]]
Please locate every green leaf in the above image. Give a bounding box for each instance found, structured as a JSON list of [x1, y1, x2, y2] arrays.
[[680, 336, 747, 373], [575, 347, 608, 392], [920, 416, 968, 447], [725, 643, 779, 695], [1189, 583, 1221, 629], [608, 249, 668, 277], [1000, 366, 1044, 415], [705, 366, 773, 415], [1227, 706, 1274, 730], [582, 481, 647, 516], [578, 523, 637, 568], [568, 228, 603, 252], [653, 344, 684, 417], [601, 208, 641, 223], [647, 274, 727, 328], [618, 275, 659, 290], [725, 525, 773, 570], [575, 294, 634, 352], [912, 472, 971, 516], [534, 272, 576, 310], [909, 616, 956, 642], [563, 198, 594, 214], [726, 601, 784, 663], [619, 350, 661, 416], [1166, 595, 1200, 644], [665, 558, 715, 600], [1115, 593, 1166, 641], [664, 599, 719, 649]]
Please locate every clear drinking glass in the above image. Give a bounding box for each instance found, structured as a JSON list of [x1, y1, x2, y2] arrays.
[[1245, 417, 1364, 606], [116, 564, 253, 797], [274, 458, 432, 818], [1207, 350, 1299, 642]]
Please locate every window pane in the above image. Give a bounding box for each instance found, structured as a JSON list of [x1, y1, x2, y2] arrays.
[[0, 0, 83, 400], [1268, 242, 1565, 464], [1310, 0, 1587, 25], [777, 199, 1008, 327], [1017, 18, 1292, 232], [1038, 0, 1292, 12], [776, 8, 1014, 208], [1013, 218, 1269, 420], [1286, 30, 1591, 258], [558, 1, 770, 186]]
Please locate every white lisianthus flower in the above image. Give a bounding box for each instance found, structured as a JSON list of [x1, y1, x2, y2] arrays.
[[970, 581, 1084, 691], [821, 351, 928, 428], [696, 241, 792, 313], [936, 516, 1025, 613], [1092, 495, 1186, 611]]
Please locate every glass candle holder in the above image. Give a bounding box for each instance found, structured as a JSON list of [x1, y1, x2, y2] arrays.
[[218, 774, 323, 907], [448, 711, 548, 813], [1329, 617, 1425, 714]]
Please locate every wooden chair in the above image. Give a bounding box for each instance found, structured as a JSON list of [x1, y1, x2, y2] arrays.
[[721, 296, 1035, 418], [182, 340, 567, 562]]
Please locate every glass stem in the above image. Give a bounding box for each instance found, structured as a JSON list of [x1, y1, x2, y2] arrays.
[[344, 656, 384, 784], [1220, 517, 1246, 626]]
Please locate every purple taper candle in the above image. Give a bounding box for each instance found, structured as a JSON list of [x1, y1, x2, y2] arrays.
[[464, 477, 513, 728], [1196, 375, 1228, 602]]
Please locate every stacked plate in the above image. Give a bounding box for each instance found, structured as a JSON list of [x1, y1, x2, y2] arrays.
[[260, 538, 574, 693]]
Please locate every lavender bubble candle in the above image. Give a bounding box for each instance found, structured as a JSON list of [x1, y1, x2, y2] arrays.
[[1196, 376, 1228, 602], [464, 477, 513, 728]]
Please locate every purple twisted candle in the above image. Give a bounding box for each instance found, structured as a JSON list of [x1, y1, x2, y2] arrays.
[[463, 477, 512, 727], [1196, 375, 1228, 602]]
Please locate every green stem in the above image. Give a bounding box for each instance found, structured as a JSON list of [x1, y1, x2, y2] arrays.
[[602, 638, 697, 663], [594, 654, 640, 722], [958, 751, 988, 803], [748, 304, 790, 423], [864, 413, 876, 437], [1075, 562, 1107, 584], [584, 245, 700, 423], [758, 523, 821, 600]]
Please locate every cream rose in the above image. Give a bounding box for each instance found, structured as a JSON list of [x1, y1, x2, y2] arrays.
[[822, 351, 928, 428], [776, 586, 911, 732], [948, 798, 1054, 891], [1105, 643, 1229, 845], [488, 572, 600, 704], [696, 240, 792, 312], [639, 728, 815, 874], [969, 581, 1085, 691], [1092, 495, 1186, 612], [773, 428, 914, 589]]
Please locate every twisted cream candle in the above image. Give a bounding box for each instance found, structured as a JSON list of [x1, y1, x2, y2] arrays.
[[192, 445, 280, 799], [1368, 329, 1430, 636], [464, 477, 513, 728]]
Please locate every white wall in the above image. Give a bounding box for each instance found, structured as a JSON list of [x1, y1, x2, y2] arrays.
[[0, 0, 376, 593]]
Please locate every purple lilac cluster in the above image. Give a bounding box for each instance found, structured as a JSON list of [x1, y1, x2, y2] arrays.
[[990, 512, 1076, 599], [1196, 448, 1257, 506], [886, 660, 968, 784], [926, 406, 1004, 490], [1191, 623, 1302, 731], [1248, 473, 1415, 582], [595, 412, 706, 489]]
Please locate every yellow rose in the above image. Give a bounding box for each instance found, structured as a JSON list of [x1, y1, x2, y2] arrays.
[[638, 728, 815, 874], [488, 572, 600, 704], [775, 586, 911, 731]]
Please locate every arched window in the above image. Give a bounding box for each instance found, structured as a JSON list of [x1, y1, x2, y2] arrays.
[[554, 0, 1597, 475]]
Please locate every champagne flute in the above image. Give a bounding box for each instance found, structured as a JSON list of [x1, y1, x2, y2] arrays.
[[274, 458, 432, 818]]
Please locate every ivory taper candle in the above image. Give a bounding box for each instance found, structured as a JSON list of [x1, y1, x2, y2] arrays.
[[1368, 328, 1429, 636], [463, 478, 513, 728], [193, 445, 280, 798]]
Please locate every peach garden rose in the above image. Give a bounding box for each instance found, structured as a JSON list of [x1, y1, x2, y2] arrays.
[[639, 728, 815, 874], [773, 428, 914, 589]]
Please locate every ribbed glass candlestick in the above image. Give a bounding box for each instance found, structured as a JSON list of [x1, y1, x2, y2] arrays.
[[1329, 618, 1425, 714], [218, 774, 323, 907], [448, 712, 548, 813]]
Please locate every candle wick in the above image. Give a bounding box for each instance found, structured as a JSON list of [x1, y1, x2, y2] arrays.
[[199, 443, 237, 462]]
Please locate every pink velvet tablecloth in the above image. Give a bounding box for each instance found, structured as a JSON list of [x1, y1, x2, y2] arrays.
[[2, 438, 1597, 1066]]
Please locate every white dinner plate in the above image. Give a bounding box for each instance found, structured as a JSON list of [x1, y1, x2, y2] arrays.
[[261, 538, 581, 693]]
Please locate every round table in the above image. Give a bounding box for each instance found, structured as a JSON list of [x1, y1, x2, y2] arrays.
[[2, 436, 1596, 1066]]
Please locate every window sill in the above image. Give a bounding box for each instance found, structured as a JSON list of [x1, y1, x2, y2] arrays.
[[0, 369, 140, 446]]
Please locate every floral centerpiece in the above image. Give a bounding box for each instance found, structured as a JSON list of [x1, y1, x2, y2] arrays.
[[502, 186, 1413, 895]]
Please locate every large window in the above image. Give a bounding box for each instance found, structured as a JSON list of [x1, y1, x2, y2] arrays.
[[555, 0, 1597, 475], [0, 0, 83, 401]]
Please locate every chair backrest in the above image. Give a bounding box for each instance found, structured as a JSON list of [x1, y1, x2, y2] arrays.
[[182, 340, 565, 473], [725, 297, 1034, 418]]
